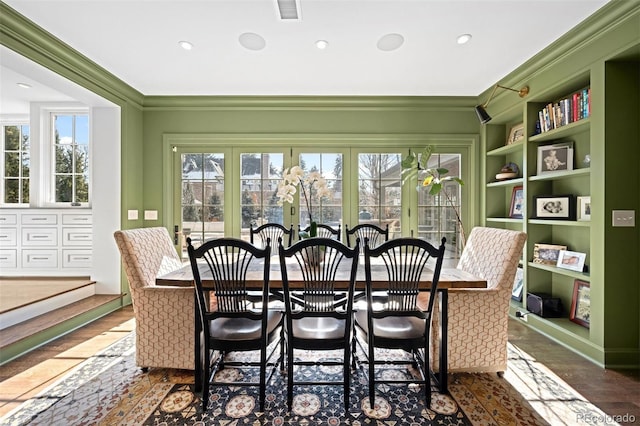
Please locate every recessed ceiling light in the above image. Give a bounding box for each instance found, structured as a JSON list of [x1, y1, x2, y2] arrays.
[[178, 40, 193, 50], [457, 34, 472, 44], [239, 33, 266, 51], [16, 82, 32, 89], [315, 40, 329, 50], [377, 33, 404, 52]]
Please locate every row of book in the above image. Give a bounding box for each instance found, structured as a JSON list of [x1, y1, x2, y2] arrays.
[[535, 87, 591, 134]]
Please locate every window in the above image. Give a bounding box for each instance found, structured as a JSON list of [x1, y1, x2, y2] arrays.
[[2, 124, 30, 204], [357, 153, 402, 237], [240, 152, 285, 238], [298, 153, 342, 228], [181, 152, 225, 248], [52, 113, 90, 204]]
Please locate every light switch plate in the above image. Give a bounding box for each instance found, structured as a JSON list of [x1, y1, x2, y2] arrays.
[[144, 210, 158, 221], [127, 210, 139, 220], [612, 210, 635, 227]]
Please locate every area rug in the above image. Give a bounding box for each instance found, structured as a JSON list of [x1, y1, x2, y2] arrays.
[[0, 332, 611, 425]]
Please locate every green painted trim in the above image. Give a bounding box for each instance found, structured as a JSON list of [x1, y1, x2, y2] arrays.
[[144, 96, 476, 110], [0, 298, 124, 365], [0, 2, 144, 108]]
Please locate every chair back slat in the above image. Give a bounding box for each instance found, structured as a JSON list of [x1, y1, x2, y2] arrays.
[[345, 223, 389, 248], [250, 223, 293, 252]]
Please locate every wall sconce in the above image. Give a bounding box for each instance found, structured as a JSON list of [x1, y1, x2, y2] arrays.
[[475, 84, 529, 124]]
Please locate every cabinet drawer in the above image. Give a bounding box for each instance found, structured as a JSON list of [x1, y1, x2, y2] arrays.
[[62, 250, 92, 268], [62, 214, 93, 225], [22, 250, 58, 268], [0, 228, 17, 246], [0, 214, 17, 225], [0, 249, 17, 269], [22, 228, 58, 246], [62, 228, 93, 246], [22, 214, 57, 225]]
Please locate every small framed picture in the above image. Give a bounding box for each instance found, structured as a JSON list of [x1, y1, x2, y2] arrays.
[[507, 123, 525, 145], [557, 250, 587, 272], [511, 267, 524, 302], [577, 196, 591, 221], [532, 243, 567, 265], [570, 280, 590, 328], [534, 195, 576, 220], [509, 186, 524, 219], [537, 143, 574, 175]]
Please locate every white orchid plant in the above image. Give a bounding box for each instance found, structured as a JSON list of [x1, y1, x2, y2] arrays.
[[276, 166, 331, 237]]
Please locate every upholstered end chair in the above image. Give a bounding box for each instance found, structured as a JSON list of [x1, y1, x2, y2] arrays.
[[430, 227, 527, 374], [114, 227, 195, 370]]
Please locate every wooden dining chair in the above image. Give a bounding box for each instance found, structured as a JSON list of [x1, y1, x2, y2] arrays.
[[345, 223, 389, 248], [187, 237, 284, 411], [250, 223, 293, 250], [298, 223, 341, 241], [354, 237, 446, 409], [277, 237, 360, 411]]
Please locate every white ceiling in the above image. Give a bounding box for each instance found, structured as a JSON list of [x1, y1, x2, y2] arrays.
[[1, 0, 610, 112]]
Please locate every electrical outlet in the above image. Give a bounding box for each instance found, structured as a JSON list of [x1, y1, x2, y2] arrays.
[[127, 210, 138, 220], [612, 210, 635, 227]]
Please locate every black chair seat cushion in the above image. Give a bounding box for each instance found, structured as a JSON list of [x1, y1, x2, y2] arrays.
[[209, 311, 282, 341], [292, 316, 346, 340], [355, 310, 425, 340]]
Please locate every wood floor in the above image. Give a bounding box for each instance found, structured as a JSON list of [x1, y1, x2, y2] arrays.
[[0, 306, 638, 421]]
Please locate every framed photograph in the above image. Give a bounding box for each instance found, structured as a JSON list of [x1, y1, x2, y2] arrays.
[[577, 196, 591, 221], [532, 243, 567, 265], [534, 194, 576, 220], [557, 250, 587, 272], [537, 143, 574, 174], [509, 185, 524, 218], [507, 123, 525, 145], [570, 280, 590, 328], [511, 267, 524, 302]]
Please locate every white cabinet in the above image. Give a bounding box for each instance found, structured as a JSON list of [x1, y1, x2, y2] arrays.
[[0, 209, 92, 276]]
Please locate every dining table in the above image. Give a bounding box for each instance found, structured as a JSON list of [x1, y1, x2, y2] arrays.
[[156, 255, 487, 394]]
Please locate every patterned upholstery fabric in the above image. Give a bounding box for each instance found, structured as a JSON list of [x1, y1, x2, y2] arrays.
[[114, 227, 195, 370], [430, 227, 527, 373]]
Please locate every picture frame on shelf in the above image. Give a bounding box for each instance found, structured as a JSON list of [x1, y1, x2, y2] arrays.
[[532, 243, 567, 265], [557, 250, 587, 272], [511, 267, 524, 302], [534, 194, 576, 220], [577, 196, 591, 221], [537, 143, 574, 175], [509, 186, 524, 218], [507, 123, 525, 145], [570, 280, 590, 328]]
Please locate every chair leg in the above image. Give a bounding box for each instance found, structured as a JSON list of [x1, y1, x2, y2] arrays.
[[287, 344, 294, 410], [343, 346, 350, 409], [368, 339, 375, 410], [259, 347, 267, 411], [202, 348, 210, 410]]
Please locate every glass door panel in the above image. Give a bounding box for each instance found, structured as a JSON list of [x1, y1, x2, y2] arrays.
[[297, 152, 343, 230], [239, 152, 285, 241], [180, 153, 224, 252], [357, 153, 402, 238]]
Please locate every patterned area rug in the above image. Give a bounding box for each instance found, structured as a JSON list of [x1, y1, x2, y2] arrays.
[[1, 332, 611, 425]]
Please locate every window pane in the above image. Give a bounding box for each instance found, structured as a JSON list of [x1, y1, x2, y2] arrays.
[[55, 175, 73, 202], [5, 152, 18, 177], [75, 175, 89, 202], [74, 145, 89, 174], [357, 153, 401, 236], [4, 126, 19, 150], [55, 145, 73, 173], [298, 153, 342, 228], [181, 153, 224, 251], [240, 153, 284, 240], [4, 179, 19, 203]]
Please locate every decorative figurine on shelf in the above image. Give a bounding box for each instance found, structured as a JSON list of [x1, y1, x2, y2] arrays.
[[496, 162, 520, 181], [583, 154, 591, 167]]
